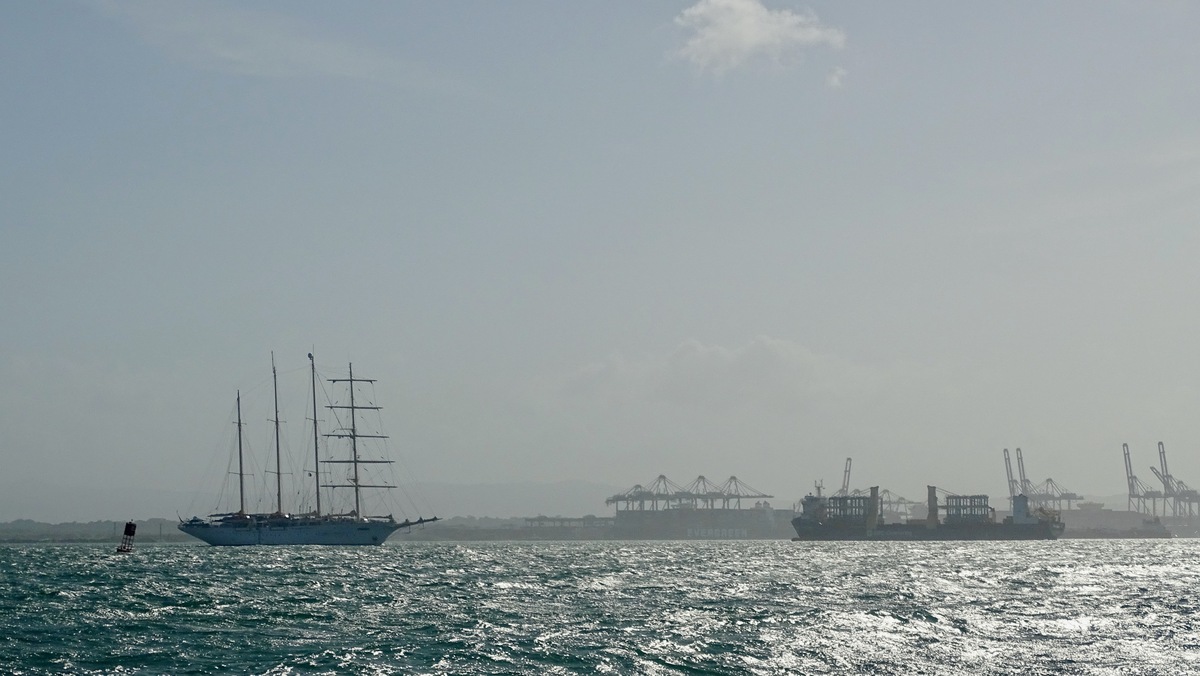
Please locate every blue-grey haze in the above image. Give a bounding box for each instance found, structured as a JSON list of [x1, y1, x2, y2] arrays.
[[3, 2, 1200, 521]]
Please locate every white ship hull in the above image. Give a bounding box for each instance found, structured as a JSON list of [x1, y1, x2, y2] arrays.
[[179, 515, 405, 546]]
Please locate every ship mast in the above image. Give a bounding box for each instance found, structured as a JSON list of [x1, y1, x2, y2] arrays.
[[349, 363, 361, 515], [271, 352, 283, 515], [236, 390, 246, 515], [309, 352, 321, 517], [323, 362, 393, 518]]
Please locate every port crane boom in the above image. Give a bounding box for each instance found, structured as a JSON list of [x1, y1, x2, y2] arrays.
[[837, 458, 852, 497], [1003, 449, 1021, 504]]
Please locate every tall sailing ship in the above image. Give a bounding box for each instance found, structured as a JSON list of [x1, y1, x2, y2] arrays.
[[179, 354, 437, 546]]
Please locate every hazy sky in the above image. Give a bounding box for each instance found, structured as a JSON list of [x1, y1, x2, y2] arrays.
[[4, 1, 1200, 521]]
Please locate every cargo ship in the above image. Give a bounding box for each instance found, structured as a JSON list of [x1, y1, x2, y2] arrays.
[[791, 485, 1063, 541]]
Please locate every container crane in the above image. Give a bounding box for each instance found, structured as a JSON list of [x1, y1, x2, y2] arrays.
[[1035, 478, 1082, 511], [1016, 448, 1037, 497], [718, 476, 772, 509], [835, 458, 852, 497], [1124, 443, 1162, 515], [1003, 448, 1022, 505], [1015, 448, 1056, 506], [1156, 442, 1198, 518]]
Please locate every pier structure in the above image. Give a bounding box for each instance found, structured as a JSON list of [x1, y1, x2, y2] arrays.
[[604, 474, 792, 538]]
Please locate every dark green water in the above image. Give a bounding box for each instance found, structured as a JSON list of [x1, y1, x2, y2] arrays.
[[2, 540, 1198, 674]]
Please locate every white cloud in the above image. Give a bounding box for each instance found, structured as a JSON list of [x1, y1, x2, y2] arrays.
[[675, 0, 845, 75]]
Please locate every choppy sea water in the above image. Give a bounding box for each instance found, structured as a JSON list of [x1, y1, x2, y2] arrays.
[[2, 540, 1198, 674]]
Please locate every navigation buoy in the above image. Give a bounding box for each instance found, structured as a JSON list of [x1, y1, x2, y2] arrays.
[[116, 521, 136, 553]]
